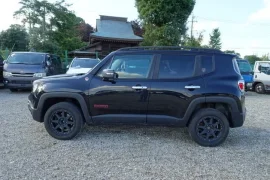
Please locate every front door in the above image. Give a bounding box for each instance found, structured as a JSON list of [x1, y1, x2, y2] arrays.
[[88, 53, 155, 124], [147, 53, 208, 126]]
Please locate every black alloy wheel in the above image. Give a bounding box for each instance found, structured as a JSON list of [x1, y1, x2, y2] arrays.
[[196, 116, 223, 142], [49, 110, 75, 135], [44, 102, 84, 140], [188, 108, 229, 147]]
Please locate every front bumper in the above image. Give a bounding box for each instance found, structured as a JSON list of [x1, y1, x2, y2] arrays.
[[28, 93, 43, 122], [245, 82, 253, 91], [4, 76, 41, 89]]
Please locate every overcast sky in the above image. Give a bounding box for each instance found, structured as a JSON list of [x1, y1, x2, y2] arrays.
[[1, 0, 270, 57]]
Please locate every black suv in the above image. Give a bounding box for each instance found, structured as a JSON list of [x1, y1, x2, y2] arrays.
[[28, 47, 246, 147]]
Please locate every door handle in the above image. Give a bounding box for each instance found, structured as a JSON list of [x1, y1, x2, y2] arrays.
[[132, 86, 148, 90], [185, 85, 200, 89]]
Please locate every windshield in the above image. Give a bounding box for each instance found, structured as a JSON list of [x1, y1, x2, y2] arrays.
[[70, 58, 99, 68], [7, 53, 45, 65], [237, 60, 252, 73]]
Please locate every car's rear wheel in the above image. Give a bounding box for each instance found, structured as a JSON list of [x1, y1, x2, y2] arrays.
[[188, 108, 229, 147], [255, 83, 265, 94], [44, 102, 84, 140]]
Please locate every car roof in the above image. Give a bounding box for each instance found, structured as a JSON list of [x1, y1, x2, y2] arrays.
[[73, 58, 99, 60], [11, 51, 48, 55]]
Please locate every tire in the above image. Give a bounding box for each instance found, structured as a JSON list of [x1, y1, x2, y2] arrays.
[[188, 108, 229, 147], [9, 88, 18, 92], [255, 83, 265, 94], [44, 102, 84, 140]]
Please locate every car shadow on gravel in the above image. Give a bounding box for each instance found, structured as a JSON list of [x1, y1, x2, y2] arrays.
[[0, 89, 31, 94], [224, 126, 270, 148], [81, 125, 191, 140], [76, 124, 270, 148]]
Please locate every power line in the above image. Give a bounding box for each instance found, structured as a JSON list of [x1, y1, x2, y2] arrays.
[[196, 16, 270, 27]]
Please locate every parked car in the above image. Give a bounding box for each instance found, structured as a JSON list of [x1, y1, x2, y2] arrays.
[[3, 52, 63, 92], [0, 54, 4, 87], [28, 46, 246, 147], [66, 57, 100, 75], [236, 58, 253, 91], [253, 61, 270, 94]]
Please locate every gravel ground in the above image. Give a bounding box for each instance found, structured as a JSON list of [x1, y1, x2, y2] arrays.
[[0, 89, 269, 180]]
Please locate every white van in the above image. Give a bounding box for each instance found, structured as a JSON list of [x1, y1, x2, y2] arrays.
[[253, 61, 270, 94]]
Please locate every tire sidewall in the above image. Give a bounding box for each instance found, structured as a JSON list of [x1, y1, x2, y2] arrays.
[[188, 108, 230, 147], [255, 83, 265, 94], [44, 102, 84, 140]]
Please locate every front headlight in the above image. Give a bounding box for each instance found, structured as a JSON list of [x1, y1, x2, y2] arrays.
[[32, 83, 45, 93], [32, 83, 39, 92], [33, 73, 46, 78], [3, 72, 12, 78]]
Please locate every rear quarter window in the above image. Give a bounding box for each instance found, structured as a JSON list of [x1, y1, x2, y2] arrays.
[[158, 54, 196, 79], [200, 56, 214, 74], [233, 58, 241, 75]]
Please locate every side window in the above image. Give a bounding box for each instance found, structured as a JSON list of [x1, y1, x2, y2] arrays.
[[98, 54, 154, 79], [158, 54, 196, 79], [258, 62, 270, 75], [201, 56, 214, 74]]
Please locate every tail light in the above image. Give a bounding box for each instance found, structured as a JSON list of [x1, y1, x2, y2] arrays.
[[238, 80, 245, 92]]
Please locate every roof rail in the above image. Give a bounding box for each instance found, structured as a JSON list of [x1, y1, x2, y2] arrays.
[[117, 46, 223, 53]]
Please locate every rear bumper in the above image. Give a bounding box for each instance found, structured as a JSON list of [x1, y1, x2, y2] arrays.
[[231, 107, 246, 128], [4, 76, 41, 89]]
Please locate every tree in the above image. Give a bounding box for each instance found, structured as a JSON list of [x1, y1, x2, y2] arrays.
[[14, 0, 86, 54], [209, 28, 222, 50], [261, 54, 270, 61], [183, 32, 204, 48], [131, 19, 144, 37], [135, 0, 195, 46], [0, 24, 29, 51], [78, 23, 94, 42], [224, 50, 241, 57], [244, 55, 261, 65]]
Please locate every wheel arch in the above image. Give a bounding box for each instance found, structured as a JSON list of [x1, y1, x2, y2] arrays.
[[184, 96, 242, 128], [38, 93, 92, 124], [253, 81, 263, 89]]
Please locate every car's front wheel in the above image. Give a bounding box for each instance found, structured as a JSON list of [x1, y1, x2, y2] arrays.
[[9, 88, 18, 92], [44, 102, 84, 140], [255, 83, 265, 94], [188, 108, 229, 147]]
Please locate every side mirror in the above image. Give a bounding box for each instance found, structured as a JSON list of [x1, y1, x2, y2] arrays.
[[3, 60, 6, 64], [66, 65, 70, 69], [258, 65, 262, 72], [46, 60, 52, 67], [102, 69, 118, 81]]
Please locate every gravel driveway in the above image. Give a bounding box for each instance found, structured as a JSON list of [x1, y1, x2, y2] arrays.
[[0, 89, 269, 180]]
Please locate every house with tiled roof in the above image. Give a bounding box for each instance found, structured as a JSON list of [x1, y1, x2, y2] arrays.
[[70, 15, 143, 58]]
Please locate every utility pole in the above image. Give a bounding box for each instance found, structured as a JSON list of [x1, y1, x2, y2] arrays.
[[189, 15, 197, 39]]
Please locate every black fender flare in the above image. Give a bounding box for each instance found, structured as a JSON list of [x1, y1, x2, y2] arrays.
[[38, 92, 92, 124], [183, 96, 241, 125]]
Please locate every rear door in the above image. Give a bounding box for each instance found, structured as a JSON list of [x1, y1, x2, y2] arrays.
[[147, 52, 206, 125]]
